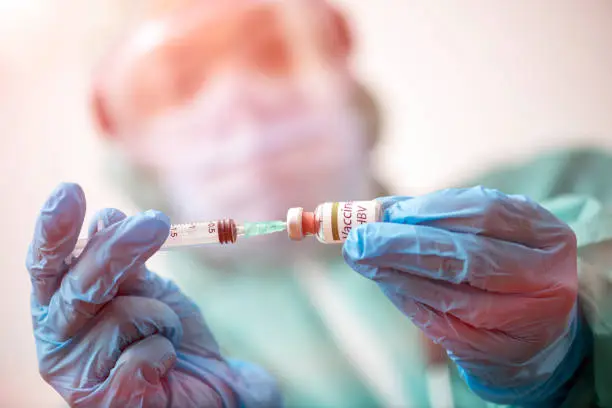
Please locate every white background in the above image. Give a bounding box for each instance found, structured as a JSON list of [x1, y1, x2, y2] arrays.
[[1, 1, 612, 406]]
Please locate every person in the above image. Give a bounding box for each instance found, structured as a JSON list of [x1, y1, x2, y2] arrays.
[[26, 1, 612, 406]]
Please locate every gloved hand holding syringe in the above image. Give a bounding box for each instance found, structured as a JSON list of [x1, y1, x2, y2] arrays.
[[68, 200, 383, 262], [68, 218, 288, 262]]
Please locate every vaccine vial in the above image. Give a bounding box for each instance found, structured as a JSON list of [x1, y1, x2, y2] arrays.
[[287, 201, 383, 243]]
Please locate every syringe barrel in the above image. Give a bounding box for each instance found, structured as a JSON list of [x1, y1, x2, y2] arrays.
[[70, 218, 237, 261]]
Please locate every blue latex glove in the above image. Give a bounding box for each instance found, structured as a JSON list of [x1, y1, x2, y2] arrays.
[[26, 183, 281, 407], [343, 187, 591, 406]]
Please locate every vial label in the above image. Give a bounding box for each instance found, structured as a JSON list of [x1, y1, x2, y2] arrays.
[[319, 201, 381, 243]]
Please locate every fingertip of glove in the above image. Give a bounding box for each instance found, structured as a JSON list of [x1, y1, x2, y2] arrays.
[[142, 210, 170, 222], [88, 208, 127, 236], [43, 182, 85, 214], [343, 229, 381, 281], [342, 224, 381, 273], [36, 183, 86, 246], [139, 210, 171, 242], [142, 209, 170, 225], [53, 182, 85, 203], [343, 224, 370, 257], [93, 211, 170, 256]]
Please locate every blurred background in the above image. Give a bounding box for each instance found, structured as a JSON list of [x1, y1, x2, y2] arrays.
[[1, 0, 612, 406]]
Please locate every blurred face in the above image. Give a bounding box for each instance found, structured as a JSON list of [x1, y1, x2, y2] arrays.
[[145, 72, 371, 223], [93, 0, 373, 224]]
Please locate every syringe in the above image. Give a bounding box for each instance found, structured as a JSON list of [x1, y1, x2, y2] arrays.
[[68, 218, 287, 261]]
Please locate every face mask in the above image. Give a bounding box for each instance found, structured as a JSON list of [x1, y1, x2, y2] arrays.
[[120, 72, 374, 267]]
